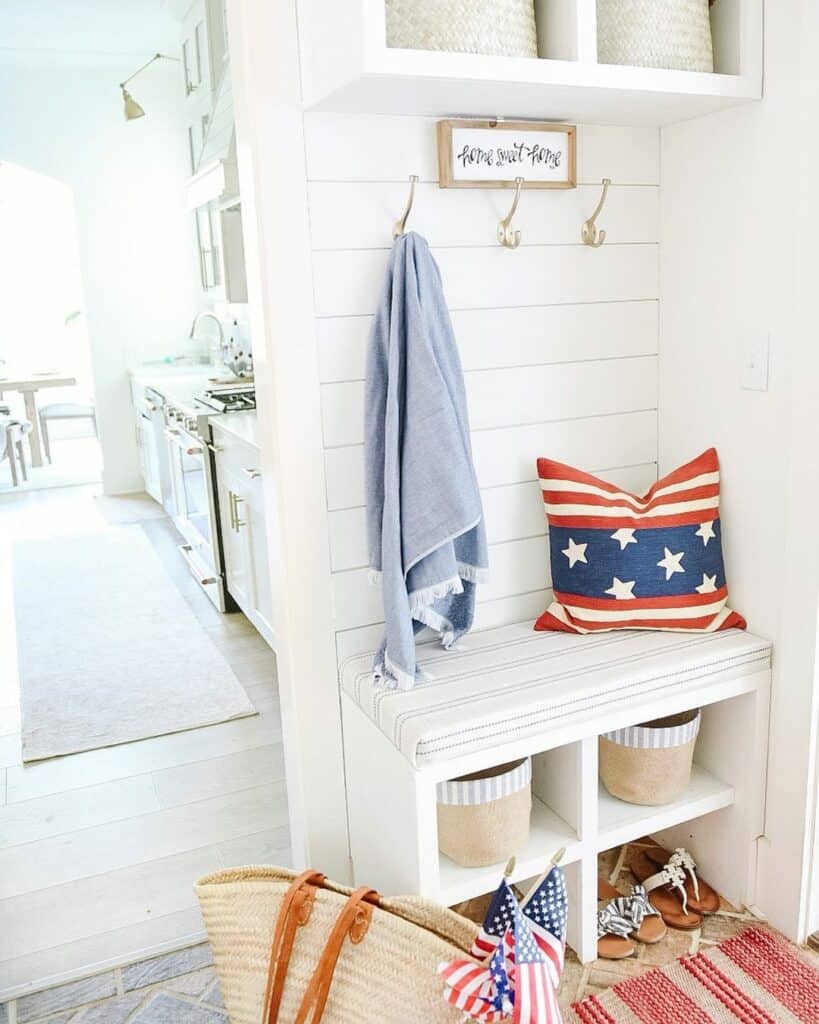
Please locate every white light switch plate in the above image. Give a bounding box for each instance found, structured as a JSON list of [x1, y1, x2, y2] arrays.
[[741, 333, 770, 391]]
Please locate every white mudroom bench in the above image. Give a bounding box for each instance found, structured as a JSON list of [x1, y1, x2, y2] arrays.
[[340, 622, 772, 963]]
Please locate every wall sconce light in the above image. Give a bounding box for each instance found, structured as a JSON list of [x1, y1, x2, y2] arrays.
[[119, 52, 179, 121]]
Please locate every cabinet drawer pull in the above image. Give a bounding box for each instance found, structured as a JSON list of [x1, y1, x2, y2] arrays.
[[183, 445, 204, 456], [242, 468, 261, 479], [228, 491, 246, 532], [207, 443, 224, 454], [225, 491, 235, 532], [233, 493, 246, 529]]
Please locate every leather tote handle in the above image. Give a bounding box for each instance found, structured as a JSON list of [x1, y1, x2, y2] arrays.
[[263, 870, 326, 1024], [293, 886, 380, 1024]]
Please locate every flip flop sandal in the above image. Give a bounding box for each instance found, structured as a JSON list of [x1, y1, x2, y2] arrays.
[[631, 852, 703, 931], [640, 844, 721, 915], [597, 879, 666, 944], [597, 901, 636, 960]]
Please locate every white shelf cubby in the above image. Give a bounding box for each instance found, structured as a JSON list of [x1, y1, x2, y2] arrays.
[[342, 665, 770, 964], [296, 0, 762, 125]]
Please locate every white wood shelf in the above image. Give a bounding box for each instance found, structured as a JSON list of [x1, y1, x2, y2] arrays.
[[598, 764, 734, 851], [309, 50, 759, 125], [297, 0, 763, 126], [343, 661, 770, 964], [436, 766, 734, 908], [438, 796, 580, 906]]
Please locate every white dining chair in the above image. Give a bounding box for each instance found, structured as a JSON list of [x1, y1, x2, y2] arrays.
[[1, 415, 31, 487], [38, 401, 98, 463]]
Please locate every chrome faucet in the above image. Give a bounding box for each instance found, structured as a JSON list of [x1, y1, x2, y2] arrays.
[[189, 311, 224, 344], [189, 311, 225, 365]]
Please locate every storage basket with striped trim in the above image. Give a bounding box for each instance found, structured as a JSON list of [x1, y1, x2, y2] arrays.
[[437, 757, 531, 868], [599, 709, 701, 806]]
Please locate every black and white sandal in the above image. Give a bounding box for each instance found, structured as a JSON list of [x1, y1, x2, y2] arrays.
[[598, 881, 666, 944], [597, 900, 637, 960]]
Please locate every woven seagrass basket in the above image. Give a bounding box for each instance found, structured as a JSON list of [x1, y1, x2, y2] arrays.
[[599, 709, 701, 806], [385, 0, 538, 58], [196, 866, 478, 1024], [597, 0, 715, 73], [437, 757, 532, 868]]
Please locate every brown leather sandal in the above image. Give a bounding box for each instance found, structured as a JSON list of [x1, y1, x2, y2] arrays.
[[597, 879, 666, 945], [597, 902, 636, 960], [631, 852, 703, 931], [640, 844, 720, 915]]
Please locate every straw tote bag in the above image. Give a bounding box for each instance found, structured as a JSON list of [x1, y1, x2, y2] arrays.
[[196, 866, 479, 1023]]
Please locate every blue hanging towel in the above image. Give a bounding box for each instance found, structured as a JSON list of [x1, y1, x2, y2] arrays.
[[364, 232, 489, 689]]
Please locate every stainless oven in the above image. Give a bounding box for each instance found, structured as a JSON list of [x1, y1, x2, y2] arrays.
[[164, 405, 227, 611]]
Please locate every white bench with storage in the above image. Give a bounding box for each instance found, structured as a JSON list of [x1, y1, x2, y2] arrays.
[[340, 622, 771, 963]]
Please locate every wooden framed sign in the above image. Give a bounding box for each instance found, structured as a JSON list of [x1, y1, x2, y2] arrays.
[[437, 120, 576, 189]]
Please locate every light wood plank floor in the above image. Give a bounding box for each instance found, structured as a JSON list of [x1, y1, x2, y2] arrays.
[[0, 484, 290, 1000]]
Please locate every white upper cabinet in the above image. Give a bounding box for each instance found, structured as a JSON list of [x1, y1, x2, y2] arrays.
[[296, 0, 762, 125], [181, 0, 227, 102]]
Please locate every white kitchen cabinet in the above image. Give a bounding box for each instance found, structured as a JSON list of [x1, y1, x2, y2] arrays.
[[244, 467, 275, 645], [212, 423, 276, 647], [130, 380, 163, 504], [136, 410, 162, 503], [193, 204, 247, 302], [180, 0, 226, 101], [216, 458, 253, 613]]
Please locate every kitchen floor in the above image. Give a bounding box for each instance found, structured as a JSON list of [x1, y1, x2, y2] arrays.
[[0, 484, 289, 1001]]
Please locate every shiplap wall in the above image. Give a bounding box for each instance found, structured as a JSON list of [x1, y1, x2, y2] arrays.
[[303, 114, 660, 664]]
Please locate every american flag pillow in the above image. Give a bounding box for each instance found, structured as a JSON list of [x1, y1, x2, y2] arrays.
[[535, 448, 746, 634]]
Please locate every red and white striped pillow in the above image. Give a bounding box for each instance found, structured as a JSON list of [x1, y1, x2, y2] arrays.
[[534, 448, 746, 634]]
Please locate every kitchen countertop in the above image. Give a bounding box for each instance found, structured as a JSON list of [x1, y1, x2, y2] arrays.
[[130, 367, 213, 410], [131, 365, 259, 449], [211, 410, 259, 449]]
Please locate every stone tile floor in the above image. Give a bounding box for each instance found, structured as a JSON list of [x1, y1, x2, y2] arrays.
[[0, 945, 224, 1024], [6, 838, 819, 1021]]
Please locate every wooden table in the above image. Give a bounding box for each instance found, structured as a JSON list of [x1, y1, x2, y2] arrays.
[[0, 371, 77, 467]]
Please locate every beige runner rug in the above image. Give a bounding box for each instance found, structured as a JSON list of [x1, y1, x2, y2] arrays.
[[15, 527, 256, 761]]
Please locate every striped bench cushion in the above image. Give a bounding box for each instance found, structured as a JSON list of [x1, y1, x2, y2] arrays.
[[340, 623, 771, 767]]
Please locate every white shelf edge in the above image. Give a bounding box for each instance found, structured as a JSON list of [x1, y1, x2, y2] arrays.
[[437, 795, 580, 906], [597, 764, 734, 852], [369, 47, 758, 100]]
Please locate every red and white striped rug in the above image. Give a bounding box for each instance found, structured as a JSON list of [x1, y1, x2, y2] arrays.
[[566, 927, 819, 1024]]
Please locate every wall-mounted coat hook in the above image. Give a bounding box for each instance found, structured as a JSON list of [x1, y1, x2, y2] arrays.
[[498, 177, 524, 249], [393, 175, 419, 239], [581, 178, 611, 248]]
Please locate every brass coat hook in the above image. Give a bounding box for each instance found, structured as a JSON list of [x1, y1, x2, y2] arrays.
[[393, 175, 419, 239], [581, 178, 611, 248], [498, 176, 524, 249]]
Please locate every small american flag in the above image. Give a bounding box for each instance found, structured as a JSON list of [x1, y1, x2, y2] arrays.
[[469, 878, 518, 960], [519, 866, 568, 988], [508, 901, 561, 1024], [437, 943, 510, 1022]]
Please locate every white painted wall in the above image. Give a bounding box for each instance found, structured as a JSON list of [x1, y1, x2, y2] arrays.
[[232, 0, 817, 925], [310, 115, 662, 665], [230, 0, 663, 876], [659, 0, 819, 941], [0, 62, 200, 494]]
